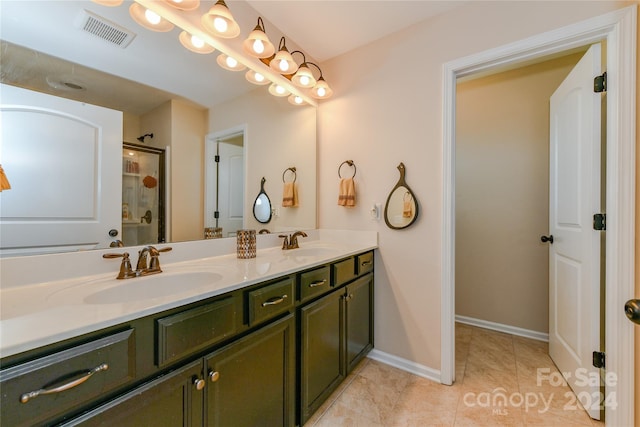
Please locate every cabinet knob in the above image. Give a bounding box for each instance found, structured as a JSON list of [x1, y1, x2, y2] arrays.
[[209, 371, 220, 383], [194, 378, 205, 391]]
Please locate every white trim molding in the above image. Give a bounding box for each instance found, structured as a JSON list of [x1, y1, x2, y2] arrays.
[[441, 6, 636, 426], [367, 350, 441, 384], [455, 316, 549, 342]]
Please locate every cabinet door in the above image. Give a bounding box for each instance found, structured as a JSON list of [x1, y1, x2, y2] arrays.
[[299, 290, 345, 425], [205, 314, 295, 427], [346, 273, 374, 374], [64, 360, 204, 427]]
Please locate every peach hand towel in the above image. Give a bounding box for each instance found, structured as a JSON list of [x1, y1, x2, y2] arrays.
[[282, 182, 299, 207], [337, 178, 356, 207]]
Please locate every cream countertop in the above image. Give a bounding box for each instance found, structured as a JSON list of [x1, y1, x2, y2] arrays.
[[0, 229, 377, 359]]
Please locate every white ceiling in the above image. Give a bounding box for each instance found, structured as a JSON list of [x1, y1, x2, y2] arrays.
[[246, 1, 466, 62], [0, 1, 464, 115]]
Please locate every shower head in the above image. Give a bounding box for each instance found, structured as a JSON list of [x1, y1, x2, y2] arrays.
[[137, 133, 154, 142]]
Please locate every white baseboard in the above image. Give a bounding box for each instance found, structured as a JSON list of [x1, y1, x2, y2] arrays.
[[367, 349, 441, 383], [455, 315, 549, 342]]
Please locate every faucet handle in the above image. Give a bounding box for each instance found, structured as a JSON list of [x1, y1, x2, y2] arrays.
[[278, 235, 289, 250], [103, 252, 137, 279], [147, 246, 172, 274]]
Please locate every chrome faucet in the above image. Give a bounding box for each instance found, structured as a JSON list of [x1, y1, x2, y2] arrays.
[[279, 231, 308, 250], [103, 246, 172, 279]]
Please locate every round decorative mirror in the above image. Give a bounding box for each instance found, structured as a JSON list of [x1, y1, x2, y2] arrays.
[[253, 177, 272, 223], [384, 163, 419, 229]]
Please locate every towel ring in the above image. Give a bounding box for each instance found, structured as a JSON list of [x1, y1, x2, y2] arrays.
[[282, 167, 297, 183], [338, 160, 356, 179]]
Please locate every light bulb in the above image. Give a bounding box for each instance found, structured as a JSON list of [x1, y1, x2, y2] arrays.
[[191, 35, 204, 48], [299, 75, 310, 86], [278, 59, 289, 72], [317, 87, 326, 97], [144, 9, 161, 25], [294, 96, 303, 104], [226, 56, 238, 68], [173, 0, 183, 3], [254, 73, 265, 82], [214, 17, 228, 33], [252, 39, 264, 54], [276, 85, 286, 95]]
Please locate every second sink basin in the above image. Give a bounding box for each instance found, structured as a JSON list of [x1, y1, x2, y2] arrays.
[[84, 271, 223, 304]]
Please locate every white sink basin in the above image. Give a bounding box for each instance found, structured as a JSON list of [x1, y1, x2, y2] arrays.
[[86, 271, 223, 304], [83, 271, 223, 304], [284, 247, 341, 258]]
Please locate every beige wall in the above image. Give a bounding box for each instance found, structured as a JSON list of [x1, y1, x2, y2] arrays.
[[138, 100, 207, 243], [209, 88, 317, 233], [318, 0, 633, 374], [455, 54, 583, 333]]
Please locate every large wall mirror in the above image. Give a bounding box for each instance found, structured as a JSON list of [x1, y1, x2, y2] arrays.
[[0, 1, 317, 255]]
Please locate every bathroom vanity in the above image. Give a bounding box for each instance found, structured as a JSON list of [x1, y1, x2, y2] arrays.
[[0, 231, 376, 426]]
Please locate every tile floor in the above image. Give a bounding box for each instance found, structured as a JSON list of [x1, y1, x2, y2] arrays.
[[305, 323, 604, 426]]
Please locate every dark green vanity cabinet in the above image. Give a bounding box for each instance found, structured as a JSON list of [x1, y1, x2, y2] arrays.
[[0, 250, 374, 427], [65, 359, 205, 427], [204, 314, 295, 427], [299, 252, 374, 425]]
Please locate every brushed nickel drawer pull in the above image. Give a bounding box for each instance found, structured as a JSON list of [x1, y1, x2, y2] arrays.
[[361, 261, 372, 266], [20, 363, 109, 404], [308, 280, 327, 288], [261, 295, 288, 307]]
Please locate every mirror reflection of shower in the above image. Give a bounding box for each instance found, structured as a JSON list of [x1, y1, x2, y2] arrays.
[[122, 143, 165, 246]]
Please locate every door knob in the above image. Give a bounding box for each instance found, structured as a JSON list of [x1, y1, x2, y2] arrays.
[[541, 235, 554, 244], [624, 299, 640, 325]]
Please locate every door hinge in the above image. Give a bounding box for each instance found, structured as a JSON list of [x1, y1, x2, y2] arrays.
[[594, 72, 607, 93], [593, 351, 605, 368], [214, 211, 219, 219], [593, 213, 606, 231], [214, 155, 220, 163]]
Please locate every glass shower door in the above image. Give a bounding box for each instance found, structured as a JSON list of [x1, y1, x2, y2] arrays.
[[122, 143, 165, 246]]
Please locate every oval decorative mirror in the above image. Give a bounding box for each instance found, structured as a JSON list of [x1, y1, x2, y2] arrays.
[[384, 163, 419, 229], [253, 177, 272, 223]]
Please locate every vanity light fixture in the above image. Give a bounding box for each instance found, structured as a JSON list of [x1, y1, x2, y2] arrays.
[[179, 31, 214, 54], [290, 52, 316, 88], [268, 83, 289, 97], [243, 17, 275, 58], [287, 94, 306, 106], [306, 62, 333, 99], [245, 69, 270, 86], [269, 37, 298, 75], [163, 0, 200, 11], [201, 0, 240, 39], [129, 3, 174, 32], [91, 0, 124, 6], [216, 53, 246, 71]]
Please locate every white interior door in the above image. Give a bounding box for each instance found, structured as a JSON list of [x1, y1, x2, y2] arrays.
[[217, 142, 244, 237], [0, 84, 122, 255], [548, 44, 602, 420]]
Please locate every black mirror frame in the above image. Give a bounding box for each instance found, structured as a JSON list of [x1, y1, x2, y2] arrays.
[[252, 177, 272, 224], [384, 162, 419, 230]]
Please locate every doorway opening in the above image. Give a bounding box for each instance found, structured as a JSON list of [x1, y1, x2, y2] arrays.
[[454, 47, 602, 420], [441, 6, 636, 427], [205, 125, 246, 238]]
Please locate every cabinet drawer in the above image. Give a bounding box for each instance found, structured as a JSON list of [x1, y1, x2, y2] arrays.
[[0, 329, 135, 427], [248, 277, 294, 326], [332, 258, 356, 287], [356, 251, 374, 276], [299, 266, 330, 302], [156, 296, 239, 366]]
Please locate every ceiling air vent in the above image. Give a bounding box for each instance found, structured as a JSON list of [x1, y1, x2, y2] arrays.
[[76, 9, 136, 48]]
